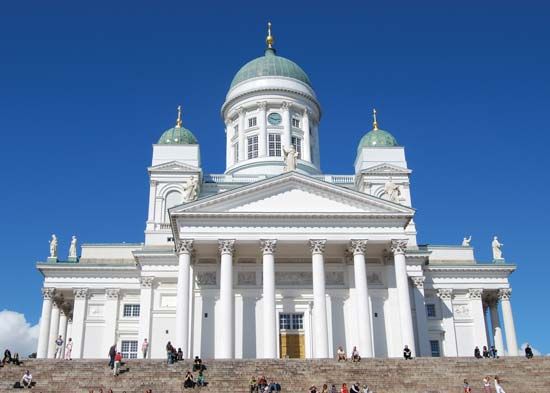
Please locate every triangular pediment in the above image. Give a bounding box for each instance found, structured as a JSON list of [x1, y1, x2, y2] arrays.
[[361, 163, 411, 175], [170, 172, 414, 216], [148, 161, 201, 173]]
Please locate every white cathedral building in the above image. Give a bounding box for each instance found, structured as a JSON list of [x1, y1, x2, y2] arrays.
[[36, 26, 519, 361]]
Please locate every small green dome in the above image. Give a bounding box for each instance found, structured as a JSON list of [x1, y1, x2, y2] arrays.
[[158, 126, 198, 145], [230, 48, 312, 89], [357, 128, 398, 150]]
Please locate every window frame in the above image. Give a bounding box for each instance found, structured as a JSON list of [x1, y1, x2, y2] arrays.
[[122, 304, 140, 318], [292, 118, 300, 128], [121, 340, 138, 359], [247, 135, 259, 159], [429, 340, 441, 357], [268, 133, 282, 157], [233, 142, 239, 163], [426, 303, 437, 318], [291, 136, 302, 159], [248, 117, 257, 128]]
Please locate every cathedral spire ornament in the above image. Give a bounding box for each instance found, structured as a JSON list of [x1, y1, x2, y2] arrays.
[[266, 21, 275, 49], [373, 108, 379, 130], [175, 105, 183, 128]]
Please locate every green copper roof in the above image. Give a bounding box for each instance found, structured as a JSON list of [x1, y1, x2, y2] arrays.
[[357, 128, 398, 150], [158, 126, 198, 145], [230, 48, 312, 89]]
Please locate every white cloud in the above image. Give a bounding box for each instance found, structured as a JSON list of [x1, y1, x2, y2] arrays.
[[0, 310, 39, 357], [519, 342, 543, 357]]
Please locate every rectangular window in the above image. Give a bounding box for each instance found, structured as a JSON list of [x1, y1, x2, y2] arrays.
[[234, 124, 239, 134], [123, 304, 140, 317], [247, 135, 258, 159], [279, 313, 291, 330], [291, 314, 304, 330], [248, 117, 257, 128], [291, 136, 302, 159], [268, 134, 281, 157], [233, 143, 239, 163], [279, 313, 304, 330], [426, 304, 436, 318], [430, 340, 441, 357], [121, 340, 138, 359], [292, 118, 300, 128]]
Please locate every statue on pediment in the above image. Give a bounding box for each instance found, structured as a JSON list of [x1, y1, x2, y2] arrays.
[[68, 236, 78, 258], [462, 236, 472, 246], [183, 176, 199, 202], [383, 177, 401, 203], [283, 145, 298, 172], [492, 236, 504, 260], [49, 234, 58, 258]]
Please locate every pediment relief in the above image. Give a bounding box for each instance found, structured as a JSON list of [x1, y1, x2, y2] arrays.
[[148, 161, 201, 173], [361, 163, 411, 176], [171, 172, 414, 216]]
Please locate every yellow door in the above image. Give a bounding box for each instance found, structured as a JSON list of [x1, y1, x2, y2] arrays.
[[279, 333, 305, 358]]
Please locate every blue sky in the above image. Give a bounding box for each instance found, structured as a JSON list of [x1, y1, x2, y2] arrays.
[[0, 1, 549, 354]]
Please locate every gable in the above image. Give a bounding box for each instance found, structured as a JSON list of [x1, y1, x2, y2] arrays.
[[361, 163, 411, 175], [171, 172, 414, 216], [148, 160, 201, 173]]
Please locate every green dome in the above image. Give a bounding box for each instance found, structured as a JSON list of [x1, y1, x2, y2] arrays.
[[157, 126, 198, 145], [230, 48, 312, 89], [357, 128, 398, 150]]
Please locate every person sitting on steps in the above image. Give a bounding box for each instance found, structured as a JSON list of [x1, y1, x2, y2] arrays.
[[474, 346, 482, 359], [20, 370, 33, 389], [350, 383, 361, 393], [351, 346, 361, 362], [403, 345, 412, 360], [482, 346, 490, 358], [336, 346, 346, 361], [177, 348, 184, 361], [525, 343, 534, 359], [193, 355, 205, 371], [197, 370, 207, 387], [183, 371, 196, 389], [249, 376, 258, 393]]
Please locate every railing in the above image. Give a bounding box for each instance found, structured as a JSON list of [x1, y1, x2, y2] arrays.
[[204, 173, 355, 185]]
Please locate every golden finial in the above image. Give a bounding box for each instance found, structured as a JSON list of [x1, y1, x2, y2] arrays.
[[266, 21, 274, 49], [373, 108, 379, 130], [175, 105, 182, 128]]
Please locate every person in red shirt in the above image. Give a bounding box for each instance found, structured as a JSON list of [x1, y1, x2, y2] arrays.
[[341, 383, 349, 393], [113, 352, 123, 376]]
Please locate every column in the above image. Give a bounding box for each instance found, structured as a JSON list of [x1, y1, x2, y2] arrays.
[[310, 239, 329, 358], [237, 108, 246, 161], [103, 289, 120, 349], [138, 277, 154, 358], [218, 239, 235, 358], [302, 108, 311, 162], [412, 277, 431, 357], [483, 302, 491, 347], [312, 123, 320, 167], [258, 102, 267, 157], [147, 180, 158, 224], [437, 289, 458, 356], [499, 289, 518, 356], [58, 307, 68, 358], [350, 240, 373, 357], [47, 300, 61, 358], [176, 240, 194, 355], [66, 317, 73, 343], [469, 289, 488, 350], [489, 298, 504, 356], [260, 239, 277, 358], [282, 102, 292, 149], [391, 239, 416, 356], [71, 288, 89, 359], [37, 288, 55, 358], [225, 120, 233, 167]]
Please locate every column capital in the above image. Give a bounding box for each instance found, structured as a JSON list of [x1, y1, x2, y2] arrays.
[[41, 287, 56, 300], [498, 288, 512, 301], [257, 101, 267, 110], [105, 288, 120, 299], [437, 288, 453, 300], [218, 239, 235, 255], [309, 239, 326, 255], [468, 288, 483, 299], [140, 277, 154, 288], [411, 276, 425, 288], [391, 239, 408, 255], [350, 239, 368, 255], [281, 101, 291, 111], [237, 106, 245, 116], [176, 239, 194, 255], [260, 239, 277, 254], [73, 288, 89, 300], [303, 107, 310, 117]]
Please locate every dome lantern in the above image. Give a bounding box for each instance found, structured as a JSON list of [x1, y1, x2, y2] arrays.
[[357, 109, 399, 150], [157, 105, 198, 145]]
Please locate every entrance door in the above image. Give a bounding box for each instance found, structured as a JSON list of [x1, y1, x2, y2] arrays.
[[279, 313, 305, 358]]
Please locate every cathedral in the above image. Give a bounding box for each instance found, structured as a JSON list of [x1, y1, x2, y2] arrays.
[[36, 25, 518, 360]]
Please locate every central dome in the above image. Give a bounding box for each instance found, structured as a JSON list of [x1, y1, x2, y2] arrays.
[[230, 48, 312, 89]]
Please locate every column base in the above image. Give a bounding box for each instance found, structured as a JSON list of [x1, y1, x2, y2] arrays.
[[47, 257, 58, 263]]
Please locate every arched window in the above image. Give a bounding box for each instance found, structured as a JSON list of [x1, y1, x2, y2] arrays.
[[164, 191, 182, 222]]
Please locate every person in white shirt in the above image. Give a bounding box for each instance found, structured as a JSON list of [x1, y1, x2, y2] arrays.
[[54, 335, 64, 359], [64, 338, 73, 360], [336, 346, 346, 361], [494, 376, 506, 393], [142, 338, 149, 359], [20, 370, 32, 388]]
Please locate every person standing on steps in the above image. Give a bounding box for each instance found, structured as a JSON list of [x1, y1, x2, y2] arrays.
[[65, 338, 73, 360], [482, 376, 492, 393], [113, 351, 123, 376], [463, 379, 472, 393], [494, 376, 506, 393], [108, 344, 117, 369], [54, 335, 64, 359], [141, 338, 149, 359]]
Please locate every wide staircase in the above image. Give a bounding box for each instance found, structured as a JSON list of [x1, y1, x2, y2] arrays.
[[1, 357, 549, 393]]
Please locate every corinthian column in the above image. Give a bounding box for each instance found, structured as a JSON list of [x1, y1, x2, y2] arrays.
[[310, 239, 329, 358], [282, 102, 292, 149], [437, 289, 457, 356], [391, 239, 416, 356], [499, 289, 518, 356], [138, 277, 154, 358], [412, 277, 430, 357], [47, 300, 61, 358], [71, 288, 89, 359], [350, 239, 373, 357], [469, 289, 488, 350], [258, 102, 267, 157], [176, 240, 194, 355], [37, 288, 55, 358], [237, 108, 245, 161], [218, 239, 235, 358], [302, 108, 311, 162], [489, 297, 504, 356], [260, 239, 277, 358]]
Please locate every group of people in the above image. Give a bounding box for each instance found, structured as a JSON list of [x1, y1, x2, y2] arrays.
[[463, 376, 507, 393], [2, 349, 22, 366], [183, 356, 208, 388], [108, 344, 124, 376], [308, 382, 370, 393], [165, 341, 184, 364], [47, 335, 73, 360], [336, 346, 362, 362], [473, 343, 534, 359], [249, 375, 282, 393]]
